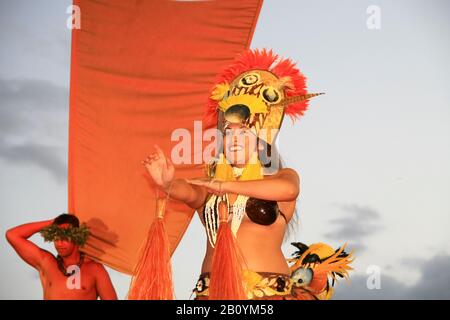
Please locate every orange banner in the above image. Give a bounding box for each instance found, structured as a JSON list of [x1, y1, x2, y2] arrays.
[[68, 0, 263, 274]]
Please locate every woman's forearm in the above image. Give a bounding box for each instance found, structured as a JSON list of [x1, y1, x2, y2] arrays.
[[221, 172, 299, 201], [163, 178, 205, 208]]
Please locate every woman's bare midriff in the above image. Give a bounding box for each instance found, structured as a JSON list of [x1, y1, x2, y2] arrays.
[[198, 198, 293, 276]]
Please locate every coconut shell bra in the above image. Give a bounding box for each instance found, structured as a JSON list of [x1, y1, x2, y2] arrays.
[[202, 196, 287, 226]]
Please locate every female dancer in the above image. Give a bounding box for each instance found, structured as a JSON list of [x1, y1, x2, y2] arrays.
[[142, 49, 351, 300]]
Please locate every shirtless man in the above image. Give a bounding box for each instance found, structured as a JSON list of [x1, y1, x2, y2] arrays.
[[6, 214, 117, 300]]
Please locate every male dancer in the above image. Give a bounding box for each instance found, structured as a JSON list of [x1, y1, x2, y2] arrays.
[[6, 214, 117, 300]]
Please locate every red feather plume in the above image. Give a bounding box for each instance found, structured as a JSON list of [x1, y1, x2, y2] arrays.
[[203, 48, 309, 129]]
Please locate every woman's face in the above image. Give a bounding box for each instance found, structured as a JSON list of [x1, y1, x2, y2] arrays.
[[223, 123, 258, 166]]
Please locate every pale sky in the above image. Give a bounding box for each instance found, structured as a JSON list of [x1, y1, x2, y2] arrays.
[[1, 0, 449, 299]]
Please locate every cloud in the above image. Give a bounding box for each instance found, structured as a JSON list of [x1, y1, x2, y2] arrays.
[[411, 254, 450, 299], [0, 142, 66, 182], [334, 254, 450, 299], [0, 78, 68, 182], [333, 274, 407, 300], [324, 203, 383, 253]]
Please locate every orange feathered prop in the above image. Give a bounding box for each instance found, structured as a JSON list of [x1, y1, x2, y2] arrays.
[[208, 200, 246, 300], [127, 198, 174, 300]]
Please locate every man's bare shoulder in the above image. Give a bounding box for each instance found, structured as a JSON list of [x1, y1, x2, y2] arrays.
[[83, 257, 108, 273], [84, 256, 101, 266], [39, 249, 56, 266]]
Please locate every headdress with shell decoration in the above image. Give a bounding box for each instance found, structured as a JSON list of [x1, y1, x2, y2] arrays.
[[203, 48, 324, 145]]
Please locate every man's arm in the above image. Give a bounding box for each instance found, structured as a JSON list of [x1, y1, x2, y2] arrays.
[[5, 219, 54, 270], [95, 264, 118, 300]]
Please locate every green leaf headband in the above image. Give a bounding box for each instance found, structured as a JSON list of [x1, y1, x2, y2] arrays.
[[40, 223, 90, 247]]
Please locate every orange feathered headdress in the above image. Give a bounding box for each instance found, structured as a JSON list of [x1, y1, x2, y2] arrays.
[[203, 48, 324, 145]]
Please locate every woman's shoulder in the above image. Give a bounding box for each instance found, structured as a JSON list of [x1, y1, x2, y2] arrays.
[[266, 167, 299, 178]]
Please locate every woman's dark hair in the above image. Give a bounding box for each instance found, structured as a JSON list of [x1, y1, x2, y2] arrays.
[[54, 213, 80, 228], [257, 139, 300, 243], [256, 137, 283, 174]]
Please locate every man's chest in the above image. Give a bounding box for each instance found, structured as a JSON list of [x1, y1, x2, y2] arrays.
[[40, 261, 97, 294]]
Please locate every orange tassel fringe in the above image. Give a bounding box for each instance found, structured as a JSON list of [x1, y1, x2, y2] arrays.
[[127, 198, 174, 300], [208, 201, 246, 300]]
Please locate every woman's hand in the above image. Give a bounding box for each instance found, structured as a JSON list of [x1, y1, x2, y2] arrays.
[[142, 144, 174, 190], [185, 178, 225, 196]]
